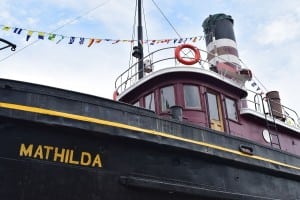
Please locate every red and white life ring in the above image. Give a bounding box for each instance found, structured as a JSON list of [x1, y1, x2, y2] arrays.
[[175, 44, 201, 65]]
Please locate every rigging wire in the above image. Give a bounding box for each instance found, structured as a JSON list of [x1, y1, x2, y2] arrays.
[[0, 0, 110, 63], [142, 1, 150, 56], [239, 58, 268, 92], [151, 0, 182, 38], [128, 0, 138, 69]]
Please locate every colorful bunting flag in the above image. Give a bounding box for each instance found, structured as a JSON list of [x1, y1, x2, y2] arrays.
[[68, 36, 75, 44], [2, 26, 11, 31], [0, 25, 202, 47], [48, 33, 56, 41], [79, 37, 85, 45], [192, 36, 197, 42], [13, 28, 22, 34], [112, 40, 120, 44], [88, 39, 95, 47], [26, 30, 33, 41], [38, 32, 45, 40]]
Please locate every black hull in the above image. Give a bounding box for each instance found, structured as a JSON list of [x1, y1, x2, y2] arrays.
[[0, 79, 300, 200]]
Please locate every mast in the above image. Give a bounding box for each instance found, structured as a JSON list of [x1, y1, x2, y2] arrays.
[[137, 0, 144, 79]]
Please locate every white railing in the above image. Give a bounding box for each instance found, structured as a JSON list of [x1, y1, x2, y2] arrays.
[[241, 89, 300, 130]]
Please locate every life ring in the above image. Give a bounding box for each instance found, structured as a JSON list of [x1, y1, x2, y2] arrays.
[[175, 44, 201, 65]]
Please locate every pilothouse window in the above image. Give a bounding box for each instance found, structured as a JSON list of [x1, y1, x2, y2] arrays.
[[184, 85, 201, 109], [225, 97, 238, 121], [145, 92, 155, 111], [161, 86, 175, 111]]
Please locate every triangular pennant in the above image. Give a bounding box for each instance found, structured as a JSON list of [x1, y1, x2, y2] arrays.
[[26, 30, 34, 41], [165, 39, 171, 44], [256, 87, 261, 91], [48, 33, 56, 41], [2, 26, 11, 31], [88, 38, 95, 47], [68, 37, 75, 44], [79, 37, 85, 45], [112, 40, 120, 44], [150, 40, 156, 45]]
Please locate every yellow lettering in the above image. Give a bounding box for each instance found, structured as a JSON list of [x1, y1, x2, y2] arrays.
[[53, 147, 65, 162], [64, 149, 70, 163], [80, 152, 91, 166], [19, 143, 33, 157], [19, 143, 103, 168], [92, 154, 102, 168], [69, 150, 79, 165], [43, 146, 53, 159], [33, 145, 43, 159]]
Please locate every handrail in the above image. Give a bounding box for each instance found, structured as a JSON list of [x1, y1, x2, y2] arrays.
[[114, 46, 246, 95], [114, 46, 203, 94], [242, 89, 299, 129], [0, 38, 16, 51]]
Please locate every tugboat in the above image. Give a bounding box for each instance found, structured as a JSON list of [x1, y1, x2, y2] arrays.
[[0, 1, 299, 200]]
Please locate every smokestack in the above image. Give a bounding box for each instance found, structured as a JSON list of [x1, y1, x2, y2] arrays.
[[202, 14, 251, 82]]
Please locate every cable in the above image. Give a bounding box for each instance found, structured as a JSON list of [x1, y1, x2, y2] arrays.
[[0, 0, 110, 63], [151, 0, 182, 38], [142, 1, 150, 56], [128, 0, 138, 69], [239, 58, 268, 92]]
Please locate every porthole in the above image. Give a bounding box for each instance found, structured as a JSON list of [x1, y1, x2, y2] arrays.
[[262, 129, 271, 143]]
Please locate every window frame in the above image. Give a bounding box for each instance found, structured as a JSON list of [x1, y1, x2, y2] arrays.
[[224, 96, 239, 122], [183, 84, 202, 110], [160, 85, 176, 112], [144, 92, 156, 112]]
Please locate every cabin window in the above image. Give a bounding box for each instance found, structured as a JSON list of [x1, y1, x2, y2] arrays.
[[184, 85, 201, 109], [225, 97, 238, 121], [161, 86, 175, 111], [145, 92, 155, 111]]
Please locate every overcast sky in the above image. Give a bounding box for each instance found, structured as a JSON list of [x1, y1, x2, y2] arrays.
[[0, 0, 299, 117]]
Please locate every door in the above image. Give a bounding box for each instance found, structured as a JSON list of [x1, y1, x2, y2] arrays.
[[207, 91, 224, 132]]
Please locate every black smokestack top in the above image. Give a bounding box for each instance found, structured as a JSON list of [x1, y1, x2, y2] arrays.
[[202, 13, 240, 69], [202, 13, 236, 46], [202, 14, 252, 83]]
